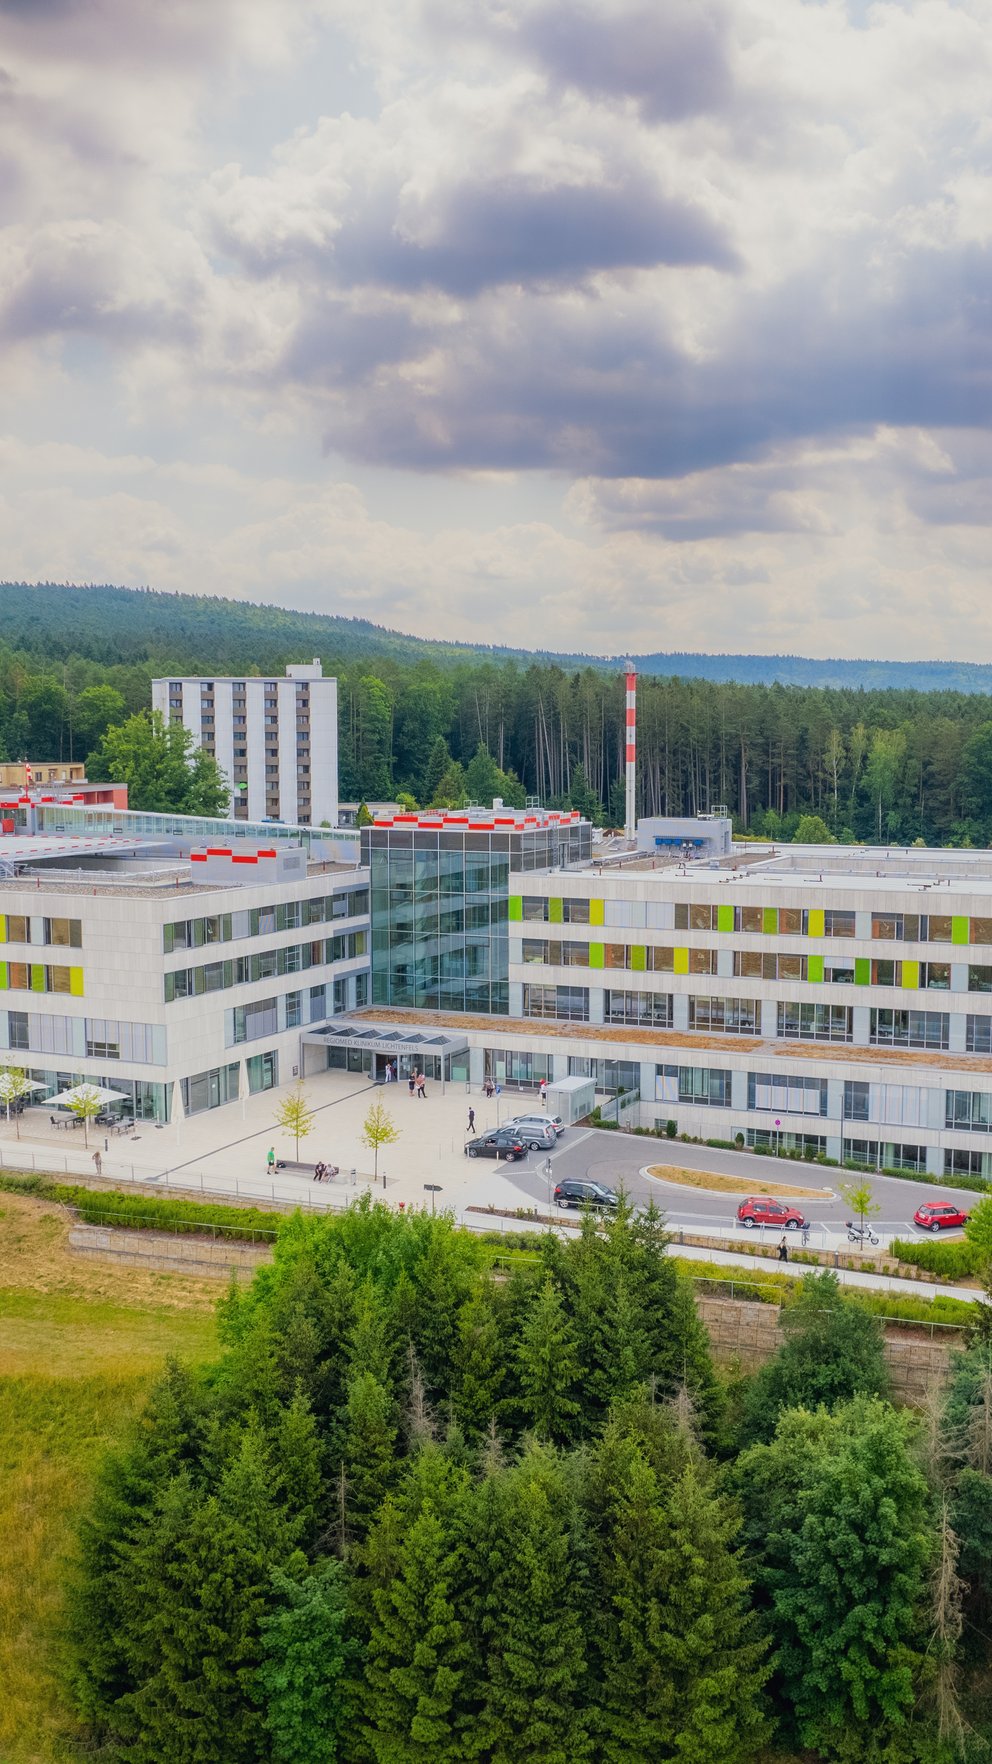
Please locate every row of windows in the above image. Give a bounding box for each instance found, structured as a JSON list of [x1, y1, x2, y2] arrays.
[[4, 1011, 165, 1065], [0, 961, 83, 996], [0, 915, 82, 948], [162, 889, 368, 952], [517, 935, 992, 994], [165, 932, 367, 1002], [515, 898, 992, 945]]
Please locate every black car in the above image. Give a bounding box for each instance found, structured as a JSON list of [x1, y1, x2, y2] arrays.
[[465, 1130, 527, 1162], [553, 1179, 620, 1211]]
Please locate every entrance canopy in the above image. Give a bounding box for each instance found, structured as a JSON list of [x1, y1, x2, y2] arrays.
[[304, 1021, 469, 1059]]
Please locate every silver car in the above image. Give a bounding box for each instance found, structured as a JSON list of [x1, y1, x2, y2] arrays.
[[507, 1116, 560, 1149]]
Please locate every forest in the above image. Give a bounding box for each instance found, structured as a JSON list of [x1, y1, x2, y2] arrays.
[[5, 582, 992, 842], [68, 1196, 992, 1763]]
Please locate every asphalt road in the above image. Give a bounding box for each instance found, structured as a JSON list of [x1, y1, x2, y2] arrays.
[[504, 1126, 978, 1249]]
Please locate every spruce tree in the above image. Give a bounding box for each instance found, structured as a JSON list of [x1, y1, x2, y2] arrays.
[[452, 1281, 507, 1441], [515, 1275, 582, 1443], [362, 1448, 473, 1762], [342, 1370, 399, 1536], [740, 1271, 888, 1444], [468, 1443, 591, 1763], [258, 1559, 353, 1764]]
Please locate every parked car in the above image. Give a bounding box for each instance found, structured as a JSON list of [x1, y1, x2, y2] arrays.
[[465, 1130, 527, 1162], [510, 1113, 565, 1138], [736, 1196, 808, 1230], [504, 1119, 557, 1150], [553, 1179, 620, 1211], [913, 1201, 970, 1233]]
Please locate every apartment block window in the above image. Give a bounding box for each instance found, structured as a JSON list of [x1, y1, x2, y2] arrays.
[[689, 996, 760, 1034], [871, 1008, 949, 1050], [751, 1072, 829, 1116], [946, 1089, 992, 1133], [605, 990, 673, 1027], [966, 1015, 992, 1053], [777, 1001, 852, 1042]]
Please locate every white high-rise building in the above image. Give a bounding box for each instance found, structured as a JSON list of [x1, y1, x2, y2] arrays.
[[152, 662, 338, 827]]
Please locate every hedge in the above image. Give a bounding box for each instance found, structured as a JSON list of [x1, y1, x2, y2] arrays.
[[890, 1236, 981, 1279], [0, 1173, 283, 1239]]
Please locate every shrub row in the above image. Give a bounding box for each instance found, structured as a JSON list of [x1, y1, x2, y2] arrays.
[[0, 1173, 283, 1239], [890, 1236, 981, 1279]]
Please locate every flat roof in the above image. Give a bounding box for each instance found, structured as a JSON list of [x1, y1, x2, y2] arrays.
[[306, 1021, 468, 1054], [370, 807, 585, 831], [530, 842, 992, 896], [0, 835, 171, 864]]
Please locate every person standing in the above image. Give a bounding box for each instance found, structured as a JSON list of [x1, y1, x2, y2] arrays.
[[467, 1106, 476, 1133], [408, 1073, 416, 1098], [778, 1235, 789, 1263], [416, 1071, 427, 1100], [92, 1150, 102, 1176], [539, 1079, 547, 1106], [266, 1146, 276, 1174]]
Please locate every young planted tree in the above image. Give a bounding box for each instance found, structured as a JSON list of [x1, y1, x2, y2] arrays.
[[274, 1084, 315, 1162], [0, 1065, 33, 1137], [361, 1099, 400, 1184], [65, 1084, 105, 1146], [840, 1178, 883, 1233]]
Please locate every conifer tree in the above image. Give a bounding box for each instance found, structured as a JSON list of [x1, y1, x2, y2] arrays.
[[342, 1370, 399, 1536], [410, 1228, 468, 1403], [363, 1448, 473, 1762], [515, 1275, 582, 1443], [452, 1280, 508, 1440], [271, 1390, 326, 1553], [468, 1443, 591, 1763], [740, 1271, 888, 1444], [258, 1560, 353, 1764]]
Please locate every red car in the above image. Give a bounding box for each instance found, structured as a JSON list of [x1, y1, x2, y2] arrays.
[[913, 1202, 969, 1234], [737, 1196, 808, 1230]]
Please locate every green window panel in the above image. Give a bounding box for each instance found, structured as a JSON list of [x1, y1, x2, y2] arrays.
[[952, 916, 969, 946], [807, 908, 825, 939], [855, 957, 871, 986], [30, 964, 46, 993], [631, 945, 647, 971], [763, 907, 778, 935], [0, 961, 6, 989], [674, 947, 689, 976], [807, 954, 824, 983], [588, 943, 605, 969], [548, 898, 563, 925], [508, 895, 522, 921], [0, 915, 5, 943], [69, 967, 84, 997], [589, 898, 605, 926], [717, 904, 734, 934]]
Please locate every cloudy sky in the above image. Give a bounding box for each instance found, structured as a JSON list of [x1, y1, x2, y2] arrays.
[[1, 0, 989, 658]]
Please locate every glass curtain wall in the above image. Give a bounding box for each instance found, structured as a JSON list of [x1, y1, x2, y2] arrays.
[[368, 828, 510, 1013]]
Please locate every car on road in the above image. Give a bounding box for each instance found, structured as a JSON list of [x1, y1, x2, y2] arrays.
[[509, 1113, 565, 1138], [505, 1120, 557, 1150], [465, 1129, 528, 1162], [913, 1201, 970, 1233], [737, 1196, 808, 1230], [553, 1178, 620, 1211]]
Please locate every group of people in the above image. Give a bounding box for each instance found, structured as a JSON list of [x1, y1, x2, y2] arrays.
[[407, 1071, 428, 1099], [312, 1160, 340, 1183]]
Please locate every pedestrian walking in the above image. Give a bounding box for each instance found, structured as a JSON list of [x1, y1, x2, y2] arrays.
[[92, 1150, 102, 1176], [408, 1073, 416, 1098], [777, 1234, 789, 1263], [467, 1106, 476, 1133], [416, 1071, 427, 1100], [266, 1146, 276, 1174]]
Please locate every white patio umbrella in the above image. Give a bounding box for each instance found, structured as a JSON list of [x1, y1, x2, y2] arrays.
[[52, 1083, 128, 1108]]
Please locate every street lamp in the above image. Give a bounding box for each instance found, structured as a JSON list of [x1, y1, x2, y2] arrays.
[[543, 1156, 554, 1215]]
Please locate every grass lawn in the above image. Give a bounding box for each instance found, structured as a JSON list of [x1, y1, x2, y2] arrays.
[[0, 1193, 221, 1763], [645, 1164, 830, 1199]]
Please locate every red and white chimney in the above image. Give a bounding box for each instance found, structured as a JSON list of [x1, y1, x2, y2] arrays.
[[624, 663, 636, 840]]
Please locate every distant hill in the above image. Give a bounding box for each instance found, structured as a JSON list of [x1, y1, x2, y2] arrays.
[[1, 581, 990, 692]]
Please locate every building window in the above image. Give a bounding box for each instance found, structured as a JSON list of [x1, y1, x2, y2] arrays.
[[656, 1064, 731, 1107], [870, 1009, 949, 1050], [843, 1080, 870, 1121], [946, 1090, 992, 1132], [823, 910, 856, 937], [355, 971, 369, 1007], [747, 1128, 826, 1157], [966, 1015, 992, 1053], [181, 1061, 240, 1114], [523, 984, 589, 1021], [231, 998, 279, 1045], [777, 1001, 852, 1041], [689, 996, 760, 1034], [605, 990, 673, 1027], [568, 1056, 639, 1094], [945, 1148, 992, 1179], [750, 1072, 829, 1117], [968, 966, 992, 993], [843, 1139, 927, 1173]]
